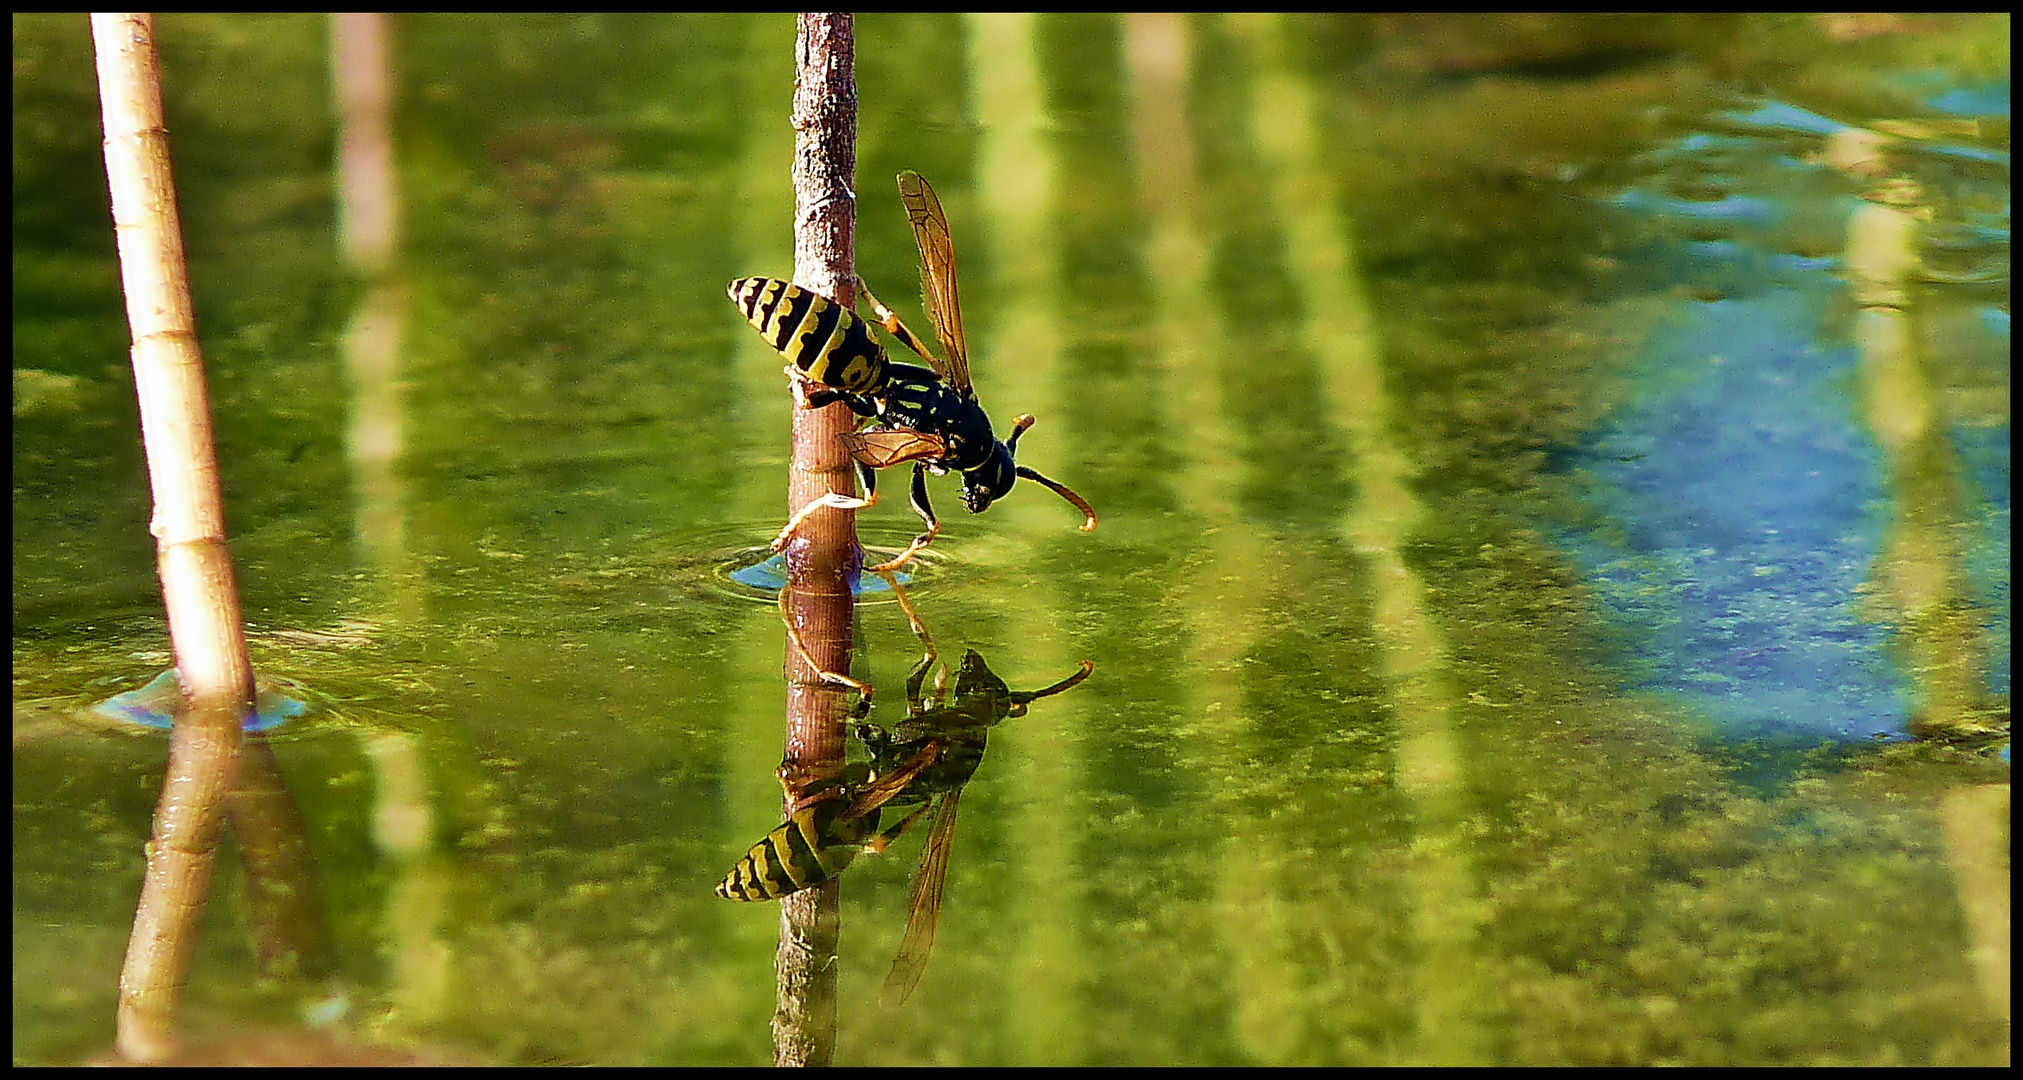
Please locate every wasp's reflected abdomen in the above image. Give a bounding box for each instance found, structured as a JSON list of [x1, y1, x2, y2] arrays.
[[715, 800, 880, 902]]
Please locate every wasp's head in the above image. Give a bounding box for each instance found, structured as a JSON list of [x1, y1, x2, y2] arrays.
[[951, 649, 1010, 700], [960, 413, 1046, 514], [960, 442, 1017, 513]]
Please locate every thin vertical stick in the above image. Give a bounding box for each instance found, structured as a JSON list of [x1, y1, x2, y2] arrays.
[[782, 19, 861, 764], [773, 12, 859, 1068], [92, 12, 255, 1063]]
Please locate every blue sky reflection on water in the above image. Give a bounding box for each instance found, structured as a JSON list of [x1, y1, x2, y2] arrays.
[[1556, 94, 2009, 748], [1557, 286, 1905, 742]]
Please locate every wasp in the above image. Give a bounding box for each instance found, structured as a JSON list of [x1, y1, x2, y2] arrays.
[[728, 171, 1097, 572], [722, 573, 1093, 1004], [713, 742, 944, 903]]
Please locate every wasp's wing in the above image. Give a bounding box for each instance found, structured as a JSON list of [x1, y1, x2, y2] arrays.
[[841, 428, 947, 469], [840, 741, 940, 823], [896, 171, 971, 392], [882, 789, 959, 1007]]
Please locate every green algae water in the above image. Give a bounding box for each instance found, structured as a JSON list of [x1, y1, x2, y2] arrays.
[[13, 13, 2008, 1065]]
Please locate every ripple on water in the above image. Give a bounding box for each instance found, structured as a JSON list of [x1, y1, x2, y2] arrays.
[[90, 668, 310, 734], [703, 544, 941, 603]]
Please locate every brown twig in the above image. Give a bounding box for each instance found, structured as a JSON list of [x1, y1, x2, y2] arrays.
[[771, 12, 862, 1069], [91, 12, 257, 1063]]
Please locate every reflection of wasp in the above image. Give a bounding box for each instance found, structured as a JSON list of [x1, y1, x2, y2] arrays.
[[713, 743, 945, 904], [721, 575, 1093, 1004], [852, 646, 1091, 1004], [728, 171, 1097, 572]]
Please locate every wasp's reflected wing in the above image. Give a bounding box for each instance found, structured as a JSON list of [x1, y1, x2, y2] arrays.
[[841, 742, 941, 823], [896, 171, 971, 393], [841, 428, 948, 469], [882, 789, 959, 1006]]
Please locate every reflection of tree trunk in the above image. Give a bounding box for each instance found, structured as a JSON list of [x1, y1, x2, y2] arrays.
[[334, 14, 421, 628], [774, 575, 853, 1068], [1228, 12, 1487, 1063], [1841, 177, 2009, 1028], [364, 728, 452, 1028], [230, 736, 335, 983], [967, 11, 1087, 1059], [1125, 11, 1298, 1061], [774, 13, 860, 1068]]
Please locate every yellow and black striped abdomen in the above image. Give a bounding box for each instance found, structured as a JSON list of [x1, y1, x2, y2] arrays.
[[716, 800, 878, 902], [729, 276, 888, 395]]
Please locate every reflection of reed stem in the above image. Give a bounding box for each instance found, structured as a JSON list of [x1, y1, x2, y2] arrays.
[[333, 13, 419, 626], [229, 737, 335, 983], [117, 699, 243, 1064], [332, 13, 398, 274], [1125, 13, 1294, 1060], [1844, 178, 1998, 743], [1231, 12, 1486, 1063], [1836, 152, 2010, 1025], [92, 14, 256, 1063], [774, 13, 861, 1068], [1941, 784, 2012, 1019]]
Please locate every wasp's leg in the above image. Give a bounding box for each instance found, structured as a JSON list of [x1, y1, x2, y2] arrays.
[[879, 570, 932, 642], [855, 279, 944, 370], [771, 494, 872, 551], [777, 758, 859, 812], [803, 385, 883, 417], [841, 742, 942, 824], [782, 364, 822, 410], [868, 463, 941, 573], [783, 363, 881, 416], [776, 760, 815, 802], [904, 628, 939, 717], [778, 580, 873, 702], [876, 570, 938, 710], [771, 460, 880, 552], [861, 797, 940, 854]]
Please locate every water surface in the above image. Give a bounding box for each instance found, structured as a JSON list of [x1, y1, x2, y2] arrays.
[[13, 12, 2009, 1066]]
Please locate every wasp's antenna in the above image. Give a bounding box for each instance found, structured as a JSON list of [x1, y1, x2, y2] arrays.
[[1016, 466, 1099, 532], [1006, 660, 1096, 717], [1002, 414, 1096, 531], [1005, 413, 1037, 456]]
